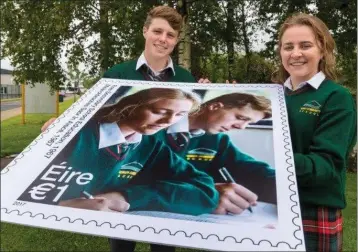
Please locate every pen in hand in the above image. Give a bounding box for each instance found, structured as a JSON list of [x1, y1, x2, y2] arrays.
[[218, 167, 253, 213], [82, 191, 95, 199]]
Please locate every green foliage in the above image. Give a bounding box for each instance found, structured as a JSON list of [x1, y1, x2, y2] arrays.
[[232, 54, 276, 83], [197, 53, 275, 83], [83, 75, 101, 89], [1, 0, 356, 93], [1, 1, 73, 89]]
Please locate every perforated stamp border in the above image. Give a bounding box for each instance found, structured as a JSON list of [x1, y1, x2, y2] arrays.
[[1, 80, 303, 250]]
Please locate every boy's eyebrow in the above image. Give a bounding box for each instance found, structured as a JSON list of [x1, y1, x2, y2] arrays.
[[239, 115, 253, 121]]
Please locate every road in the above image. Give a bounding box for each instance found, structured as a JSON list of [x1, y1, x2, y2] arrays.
[[1, 100, 21, 111]]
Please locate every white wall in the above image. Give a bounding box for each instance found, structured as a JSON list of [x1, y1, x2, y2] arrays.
[[25, 84, 57, 114], [1, 74, 13, 85]]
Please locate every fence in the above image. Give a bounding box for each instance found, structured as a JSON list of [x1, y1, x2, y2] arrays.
[[1, 85, 21, 99]]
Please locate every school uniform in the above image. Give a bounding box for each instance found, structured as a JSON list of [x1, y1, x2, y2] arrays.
[[57, 119, 219, 215], [103, 53, 195, 82], [284, 72, 357, 252], [155, 121, 277, 204], [102, 54, 198, 252]]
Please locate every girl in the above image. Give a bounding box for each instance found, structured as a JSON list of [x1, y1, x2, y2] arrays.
[[273, 13, 356, 252], [51, 87, 219, 216]]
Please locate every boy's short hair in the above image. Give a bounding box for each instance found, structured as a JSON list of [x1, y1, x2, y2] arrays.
[[144, 6, 182, 32], [204, 93, 272, 119]]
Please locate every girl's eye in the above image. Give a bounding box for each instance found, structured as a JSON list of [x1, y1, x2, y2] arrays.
[[175, 112, 187, 117], [283, 46, 293, 51]]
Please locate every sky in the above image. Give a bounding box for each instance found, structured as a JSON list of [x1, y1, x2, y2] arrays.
[[1, 58, 13, 70]]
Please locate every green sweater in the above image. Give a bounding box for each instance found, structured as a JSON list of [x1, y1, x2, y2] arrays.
[[155, 131, 277, 203], [103, 59, 196, 82], [26, 119, 219, 215], [285, 80, 357, 208]]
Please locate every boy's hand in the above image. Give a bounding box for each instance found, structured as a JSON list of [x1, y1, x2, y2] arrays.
[[41, 117, 57, 132], [213, 183, 257, 215]]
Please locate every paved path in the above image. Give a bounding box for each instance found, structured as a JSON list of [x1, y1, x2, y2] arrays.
[[1, 107, 21, 121], [1, 100, 21, 111], [1, 156, 16, 170]]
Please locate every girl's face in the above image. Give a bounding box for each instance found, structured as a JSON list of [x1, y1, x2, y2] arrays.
[[125, 98, 193, 135], [280, 25, 323, 86]]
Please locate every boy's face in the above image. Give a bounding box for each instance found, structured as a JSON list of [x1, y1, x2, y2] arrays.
[[143, 18, 179, 61], [203, 103, 265, 134]]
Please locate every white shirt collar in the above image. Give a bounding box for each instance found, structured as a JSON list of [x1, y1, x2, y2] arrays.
[[136, 52, 175, 76], [166, 116, 206, 137], [284, 71, 326, 90], [98, 122, 142, 149], [167, 116, 189, 133]]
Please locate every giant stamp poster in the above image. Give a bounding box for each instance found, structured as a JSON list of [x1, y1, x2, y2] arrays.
[[1, 79, 305, 251]]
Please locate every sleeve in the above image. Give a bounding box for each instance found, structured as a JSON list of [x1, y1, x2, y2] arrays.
[[214, 134, 277, 204], [293, 90, 357, 186], [176, 67, 196, 82], [119, 143, 219, 215], [102, 65, 122, 79]]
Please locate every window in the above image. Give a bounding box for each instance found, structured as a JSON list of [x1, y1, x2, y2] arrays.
[[1, 87, 8, 94]]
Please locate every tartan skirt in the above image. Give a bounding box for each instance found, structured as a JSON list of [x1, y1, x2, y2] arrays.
[[301, 205, 343, 252]]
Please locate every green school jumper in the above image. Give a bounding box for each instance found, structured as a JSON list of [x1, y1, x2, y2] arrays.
[[53, 119, 219, 215], [285, 80, 356, 209], [286, 80, 356, 252], [103, 59, 196, 82], [155, 131, 277, 203]]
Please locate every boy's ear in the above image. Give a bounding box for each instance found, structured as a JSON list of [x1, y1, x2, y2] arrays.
[[143, 26, 148, 38], [207, 102, 224, 111]]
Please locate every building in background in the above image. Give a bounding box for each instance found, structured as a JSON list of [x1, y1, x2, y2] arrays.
[[1, 68, 21, 99]]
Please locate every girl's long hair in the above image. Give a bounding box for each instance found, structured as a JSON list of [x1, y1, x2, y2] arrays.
[[94, 88, 202, 123], [272, 13, 337, 84]]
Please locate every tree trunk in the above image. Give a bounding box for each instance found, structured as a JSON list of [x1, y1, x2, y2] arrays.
[[240, 1, 251, 82], [177, 0, 191, 70], [99, 0, 110, 73], [227, 0, 234, 81]]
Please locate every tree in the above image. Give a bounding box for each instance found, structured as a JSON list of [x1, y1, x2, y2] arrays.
[[0, 0, 147, 90], [83, 75, 101, 90], [177, 0, 192, 70]]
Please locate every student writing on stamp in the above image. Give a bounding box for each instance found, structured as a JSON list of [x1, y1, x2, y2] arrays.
[[48, 88, 219, 217], [154, 92, 276, 218]]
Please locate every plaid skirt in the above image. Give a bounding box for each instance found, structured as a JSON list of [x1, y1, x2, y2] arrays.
[[301, 205, 343, 252]]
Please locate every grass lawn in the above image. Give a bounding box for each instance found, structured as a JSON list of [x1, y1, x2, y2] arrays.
[[1, 99, 74, 157], [1, 99, 356, 251], [342, 172, 357, 252]]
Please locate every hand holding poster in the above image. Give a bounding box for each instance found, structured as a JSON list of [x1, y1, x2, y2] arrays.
[[1, 79, 306, 251]]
